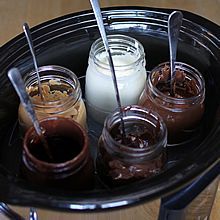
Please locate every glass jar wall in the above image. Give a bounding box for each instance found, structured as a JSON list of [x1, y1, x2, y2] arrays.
[[18, 65, 87, 130], [85, 34, 146, 124], [138, 62, 205, 144], [97, 105, 167, 187]]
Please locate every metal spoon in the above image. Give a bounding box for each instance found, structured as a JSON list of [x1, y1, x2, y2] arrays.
[[0, 203, 25, 220], [8, 68, 53, 160], [29, 207, 38, 220], [23, 23, 44, 101], [89, 0, 126, 138], [168, 11, 183, 95]]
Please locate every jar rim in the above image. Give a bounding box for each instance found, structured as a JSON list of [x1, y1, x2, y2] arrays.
[[23, 117, 88, 171], [24, 65, 81, 108], [103, 105, 167, 158], [90, 34, 145, 71], [147, 61, 206, 104]]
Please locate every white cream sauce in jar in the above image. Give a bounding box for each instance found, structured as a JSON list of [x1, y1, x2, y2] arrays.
[[85, 35, 146, 124]]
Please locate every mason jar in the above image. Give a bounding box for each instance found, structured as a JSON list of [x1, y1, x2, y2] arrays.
[[22, 117, 94, 190], [85, 34, 146, 124], [138, 62, 205, 144], [96, 105, 167, 187], [18, 65, 87, 130]]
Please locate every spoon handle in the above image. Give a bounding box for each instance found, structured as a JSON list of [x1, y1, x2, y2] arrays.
[[23, 23, 44, 101], [29, 207, 38, 220], [89, 0, 122, 109], [8, 68, 42, 136], [90, 0, 109, 51], [168, 11, 183, 80], [90, 0, 126, 138]]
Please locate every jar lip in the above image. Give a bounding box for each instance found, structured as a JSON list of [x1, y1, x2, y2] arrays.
[[25, 65, 81, 107], [23, 117, 88, 170], [148, 61, 206, 104], [103, 105, 167, 156], [90, 34, 145, 72]]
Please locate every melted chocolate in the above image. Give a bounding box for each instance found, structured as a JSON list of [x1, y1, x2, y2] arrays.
[[153, 65, 199, 98], [110, 123, 158, 148], [139, 64, 205, 143], [29, 135, 81, 163], [22, 117, 94, 190], [97, 122, 166, 186], [97, 142, 165, 186]]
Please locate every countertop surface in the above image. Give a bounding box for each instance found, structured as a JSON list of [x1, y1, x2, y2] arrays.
[[0, 0, 219, 219]]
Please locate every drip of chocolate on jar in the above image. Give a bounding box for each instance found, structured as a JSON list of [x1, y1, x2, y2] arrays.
[[153, 65, 199, 98]]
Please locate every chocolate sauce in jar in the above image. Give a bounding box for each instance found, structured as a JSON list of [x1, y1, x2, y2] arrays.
[[96, 105, 167, 187], [139, 62, 205, 144], [22, 117, 94, 190], [153, 65, 198, 98], [29, 135, 81, 163], [111, 123, 158, 148]]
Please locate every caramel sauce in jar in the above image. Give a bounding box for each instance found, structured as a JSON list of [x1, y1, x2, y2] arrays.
[[18, 65, 87, 131]]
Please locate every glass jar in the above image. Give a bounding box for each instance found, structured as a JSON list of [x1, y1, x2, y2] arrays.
[[22, 117, 94, 190], [138, 62, 205, 144], [85, 34, 146, 124], [97, 105, 167, 187], [18, 65, 87, 130]]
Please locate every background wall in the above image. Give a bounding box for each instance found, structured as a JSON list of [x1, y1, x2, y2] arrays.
[[0, 0, 219, 45]]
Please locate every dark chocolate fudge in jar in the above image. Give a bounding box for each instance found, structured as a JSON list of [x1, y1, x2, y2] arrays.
[[138, 62, 205, 144], [97, 105, 167, 187], [22, 117, 94, 190]]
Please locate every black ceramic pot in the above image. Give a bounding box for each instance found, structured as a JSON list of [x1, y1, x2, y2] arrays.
[[0, 7, 219, 211]]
